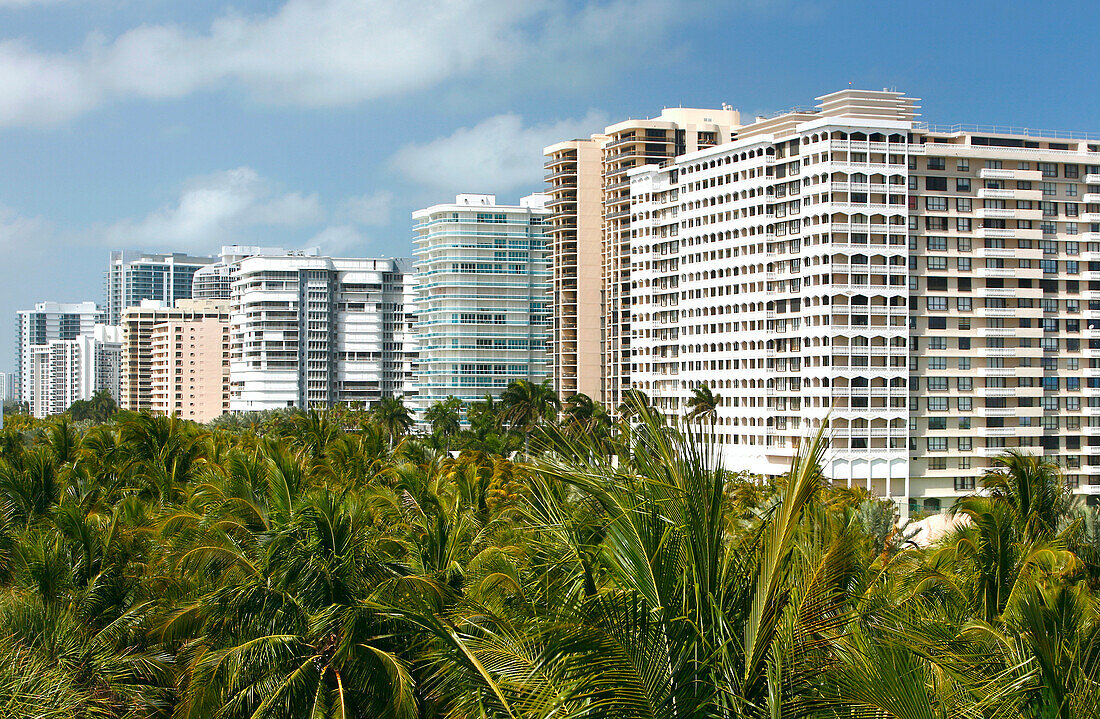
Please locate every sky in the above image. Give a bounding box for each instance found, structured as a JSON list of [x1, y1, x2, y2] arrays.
[[1, 0, 1099, 372]]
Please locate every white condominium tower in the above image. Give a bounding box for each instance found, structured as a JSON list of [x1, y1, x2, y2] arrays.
[[106, 250, 215, 325], [229, 254, 416, 411], [544, 107, 741, 408], [629, 88, 1100, 515], [16, 299, 120, 418], [191, 246, 321, 300], [15, 301, 103, 406], [412, 194, 551, 417]]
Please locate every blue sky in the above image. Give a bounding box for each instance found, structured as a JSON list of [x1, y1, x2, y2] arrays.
[[1, 0, 1098, 371]]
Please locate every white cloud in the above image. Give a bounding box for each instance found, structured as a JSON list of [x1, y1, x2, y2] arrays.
[[0, 203, 51, 249], [389, 111, 608, 193], [0, 0, 678, 126], [342, 191, 393, 226], [308, 224, 369, 254], [102, 167, 323, 249]]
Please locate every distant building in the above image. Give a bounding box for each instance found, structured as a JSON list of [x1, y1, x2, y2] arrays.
[[0, 372, 15, 402], [23, 324, 121, 418], [120, 299, 229, 412], [150, 315, 230, 422], [411, 193, 552, 419], [16, 301, 103, 406], [229, 254, 417, 411], [106, 250, 215, 325]]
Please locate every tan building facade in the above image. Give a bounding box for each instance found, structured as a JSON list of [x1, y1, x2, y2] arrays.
[[545, 108, 741, 410], [150, 317, 230, 422], [120, 299, 229, 413]]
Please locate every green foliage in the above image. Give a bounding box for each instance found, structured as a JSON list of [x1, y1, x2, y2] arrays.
[[0, 403, 1098, 718]]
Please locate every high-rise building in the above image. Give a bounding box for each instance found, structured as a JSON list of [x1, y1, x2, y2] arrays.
[[106, 250, 215, 325], [545, 108, 742, 410], [150, 316, 230, 422], [22, 324, 121, 418], [229, 255, 416, 411], [120, 299, 229, 412], [628, 87, 1100, 515], [411, 194, 551, 417], [191, 245, 321, 300], [16, 301, 103, 405], [0, 372, 16, 402]]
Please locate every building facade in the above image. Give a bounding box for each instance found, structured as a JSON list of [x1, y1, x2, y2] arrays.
[[120, 299, 229, 412], [150, 316, 230, 422], [628, 88, 1100, 514], [106, 251, 215, 325], [229, 255, 416, 412], [411, 194, 551, 417], [16, 301, 102, 406], [545, 108, 741, 410], [23, 324, 121, 418], [192, 246, 321, 300]]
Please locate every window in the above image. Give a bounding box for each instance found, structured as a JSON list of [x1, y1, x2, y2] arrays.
[[926, 236, 948, 251], [958, 218, 972, 231], [958, 377, 973, 391], [929, 457, 948, 470], [958, 437, 973, 451], [958, 397, 973, 411], [926, 196, 948, 211], [926, 177, 947, 191], [928, 438, 948, 451], [929, 337, 947, 350], [957, 159, 969, 171], [957, 179, 971, 193], [1040, 162, 1058, 178], [928, 256, 948, 270], [927, 377, 949, 391], [928, 296, 948, 311], [1042, 181, 1057, 195], [928, 157, 946, 171], [928, 357, 947, 370], [928, 397, 949, 411]]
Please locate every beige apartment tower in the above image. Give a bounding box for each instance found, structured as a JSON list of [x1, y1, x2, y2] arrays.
[[120, 299, 229, 413], [545, 107, 741, 409], [150, 317, 230, 422]]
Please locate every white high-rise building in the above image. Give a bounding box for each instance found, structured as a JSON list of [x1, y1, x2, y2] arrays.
[[628, 88, 1100, 515], [106, 250, 215, 325], [411, 194, 552, 418], [16, 301, 103, 406], [229, 254, 417, 411], [23, 324, 121, 418], [192, 246, 322, 300], [0, 372, 15, 402]]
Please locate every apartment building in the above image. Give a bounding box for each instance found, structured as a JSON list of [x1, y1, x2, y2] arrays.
[[150, 316, 230, 422], [120, 299, 229, 412], [106, 250, 215, 325], [0, 372, 15, 402], [24, 324, 122, 418], [192, 246, 321, 300], [229, 255, 416, 411], [411, 194, 551, 417], [16, 301, 103, 405], [628, 88, 1100, 515], [545, 107, 741, 409]]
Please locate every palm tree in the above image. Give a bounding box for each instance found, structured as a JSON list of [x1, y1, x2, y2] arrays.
[[371, 395, 413, 449], [424, 397, 463, 453], [499, 379, 559, 456], [685, 383, 722, 430]]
